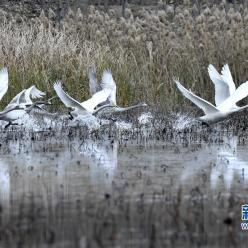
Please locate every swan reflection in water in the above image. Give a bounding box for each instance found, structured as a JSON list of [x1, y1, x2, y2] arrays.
[[180, 135, 248, 190], [210, 136, 248, 190], [0, 139, 118, 214], [79, 140, 118, 184], [0, 160, 10, 215]]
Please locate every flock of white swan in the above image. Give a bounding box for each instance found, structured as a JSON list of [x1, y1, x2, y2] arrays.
[[0, 64, 247, 129], [0, 66, 147, 128]]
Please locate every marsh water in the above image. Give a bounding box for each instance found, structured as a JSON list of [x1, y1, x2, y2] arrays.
[[0, 127, 248, 247]]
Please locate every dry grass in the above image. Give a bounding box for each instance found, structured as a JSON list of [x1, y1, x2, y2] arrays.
[[1, 1, 248, 109]]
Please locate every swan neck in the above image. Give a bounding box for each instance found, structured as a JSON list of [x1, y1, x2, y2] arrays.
[[93, 104, 113, 114]]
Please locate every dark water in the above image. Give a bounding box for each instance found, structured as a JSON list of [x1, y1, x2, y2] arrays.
[[0, 131, 248, 247]]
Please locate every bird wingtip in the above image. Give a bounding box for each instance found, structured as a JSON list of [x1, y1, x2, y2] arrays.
[[173, 77, 180, 85], [103, 68, 112, 75], [53, 80, 62, 88], [89, 64, 96, 74], [30, 85, 46, 98], [208, 64, 219, 75], [221, 64, 229, 72], [221, 64, 231, 77], [208, 64, 214, 71], [0, 67, 8, 75]]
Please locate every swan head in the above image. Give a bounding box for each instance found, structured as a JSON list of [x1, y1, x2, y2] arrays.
[[68, 107, 78, 116], [197, 118, 210, 126], [68, 106, 75, 112]]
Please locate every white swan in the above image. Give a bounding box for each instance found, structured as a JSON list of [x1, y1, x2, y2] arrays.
[[54, 80, 115, 119], [88, 66, 147, 116], [175, 65, 248, 124], [0, 68, 46, 128]]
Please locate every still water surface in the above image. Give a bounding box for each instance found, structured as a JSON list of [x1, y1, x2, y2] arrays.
[[0, 132, 248, 247]]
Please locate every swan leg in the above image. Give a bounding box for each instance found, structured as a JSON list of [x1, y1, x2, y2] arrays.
[[201, 121, 211, 128], [68, 112, 74, 120], [201, 121, 218, 133], [4, 122, 11, 129], [109, 117, 117, 122], [4, 122, 18, 129]]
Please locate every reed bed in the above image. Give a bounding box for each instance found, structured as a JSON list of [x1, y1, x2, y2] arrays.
[[1, 1, 248, 110]]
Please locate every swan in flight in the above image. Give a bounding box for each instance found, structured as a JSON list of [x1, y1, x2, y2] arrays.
[[5, 85, 45, 110], [175, 64, 248, 124], [88, 66, 147, 116], [0, 68, 48, 128], [53, 74, 116, 120]]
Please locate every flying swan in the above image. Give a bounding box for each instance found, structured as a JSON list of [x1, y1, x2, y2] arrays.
[[175, 64, 248, 124], [53, 69, 117, 119], [0, 68, 47, 128]]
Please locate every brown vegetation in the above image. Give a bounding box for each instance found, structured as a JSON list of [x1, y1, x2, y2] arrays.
[[0, 1, 248, 109]]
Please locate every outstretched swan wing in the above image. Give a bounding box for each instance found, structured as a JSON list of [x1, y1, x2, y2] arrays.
[[0, 68, 8, 101], [221, 64, 236, 95], [17, 86, 45, 105], [100, 69, 116, 90], [218, 81, 248, 111], [88, 65, 100, 96], [27, 86, 45, 100], [208, 64, 230, 106], [175, 80, 219, 115], [81, 88, 112, 113], [7, 89, 25, 106], [54, 81, 88, 114], [101, 69, 117, 105]]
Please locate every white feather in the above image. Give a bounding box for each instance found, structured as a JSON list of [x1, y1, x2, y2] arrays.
[[80, 69, 117, 112], [88, 66, 100, 96], [54, 81, 88, 115], [0, 68, 8, 101], [175, 80, 218, 115], [7, 90, 26, 107], [101, 69, 116, 90], [208, 64, 230, 106], [218, 81, 248, 112], [101, 69, 117, 105], [221, 64, 236, 95], [81, 89, 112, 113], [6, 85, 45, 109], [29, 85, 45, 98]]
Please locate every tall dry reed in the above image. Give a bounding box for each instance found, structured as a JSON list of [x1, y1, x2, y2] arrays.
[[0, 2, 248, 109]]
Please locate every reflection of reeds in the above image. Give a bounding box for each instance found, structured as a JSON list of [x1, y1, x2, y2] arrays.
[[0, 123, 248, 246], [0, 3, 248, 109], [0, 175, 245, 247]]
